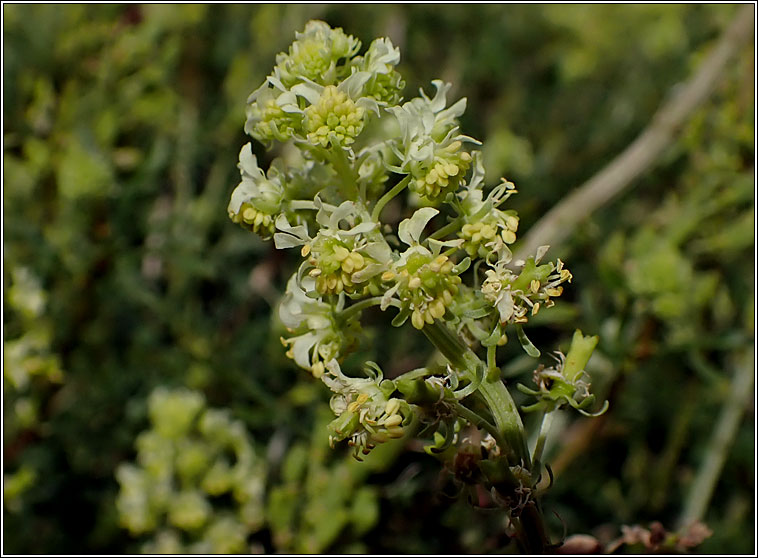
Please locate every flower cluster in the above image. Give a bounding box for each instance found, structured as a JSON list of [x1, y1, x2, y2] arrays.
[[227, 144, 285, 237], [322, 360, 412, 459], [518, 330, 608, 416], [304, 85, 366, 148], [274, 20, 360, 87], [455, 155, 520, 260], [243, 20, 402, 152], [353, 38, 405, 104], [230, 21, 601, 472], [275, 200, 391, 298], [378, 208, 467, 329], [278, 275, 362, 377], [481, 246, 572, 327], [389, 81, 478, 203]]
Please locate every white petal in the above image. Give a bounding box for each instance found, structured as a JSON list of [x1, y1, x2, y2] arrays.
[[535, 245, 550, 264], [398, 207, 439, 246]]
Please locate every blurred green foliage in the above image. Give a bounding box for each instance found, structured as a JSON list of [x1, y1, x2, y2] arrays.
[[3, 4, 753, 554], [115, 387, 265, 553]]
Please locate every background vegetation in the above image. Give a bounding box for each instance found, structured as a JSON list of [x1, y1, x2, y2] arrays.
[[3, 4, 754, 554]]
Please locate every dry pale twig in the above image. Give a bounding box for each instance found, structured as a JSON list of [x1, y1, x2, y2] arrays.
[[514, 4, 755, 263]]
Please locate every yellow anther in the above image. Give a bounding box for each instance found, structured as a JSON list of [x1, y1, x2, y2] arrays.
[[341, 258, 355, 273], [430, 299, 446, 319], [242, 207, 256, 222], [411, 310, 424, 330], [350, 252, 364, 268], [545, 287, 563, 297], [383, 414, 402, 428], [532, 303, 540, 316], [311, 361, 325, 378], [381, 270, 395, 282], [424, 309, 435, 324], [347, 401, 361, 413], [301, 244, 311, 257], [408, 276, 421, 290], [385, 399, 400, 416], [309, 268, 322, 277], [333, 245, 350, 261], [442, 289, 453, 305], [480, 224, 495, 239], [530, 280, 540, 294], [387, 426, 404, 438], [502, 230, 517, 244]]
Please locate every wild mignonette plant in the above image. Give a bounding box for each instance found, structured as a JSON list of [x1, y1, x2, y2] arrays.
[[230, 20, 607, 552]]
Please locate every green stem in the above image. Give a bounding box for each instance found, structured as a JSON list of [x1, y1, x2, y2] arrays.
[[479, 377, 531, 468], [421, 320, 547, 553], [337, 296, 399, 321], [531, 410, 555, 482], [454, 402, 508, 451], [421, 321, 530, 467], [371, 175, 411, 222], [427, 216, 464, 241], [513, 503, 552, 554], [328, 147, 360, 201]]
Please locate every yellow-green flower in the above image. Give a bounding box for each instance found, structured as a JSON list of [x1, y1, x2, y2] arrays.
[[227, 144, 285, 239], [274, 20, 360, 87], [323, 360, 411, 459], [304, 85, 366, 148]]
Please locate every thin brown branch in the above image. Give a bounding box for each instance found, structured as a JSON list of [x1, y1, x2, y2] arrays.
[[514, 5, 755, 262]]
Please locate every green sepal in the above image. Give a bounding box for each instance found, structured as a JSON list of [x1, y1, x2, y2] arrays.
[[391, 307, 411, 327], [396, 377, 440, 405], [516, 324, 541, 357]]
